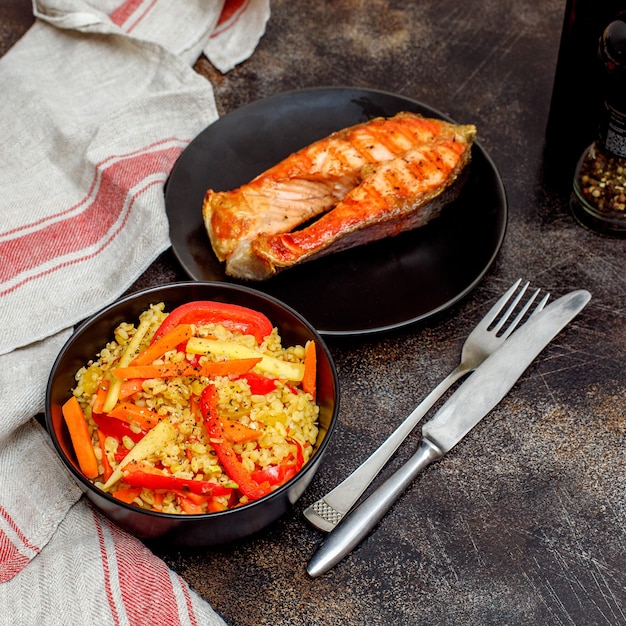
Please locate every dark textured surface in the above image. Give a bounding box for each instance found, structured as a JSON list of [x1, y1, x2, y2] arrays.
[[4, 2, 626, 625]]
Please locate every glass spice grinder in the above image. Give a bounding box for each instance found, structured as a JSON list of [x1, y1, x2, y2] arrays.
[[570, 13, 626, 236]]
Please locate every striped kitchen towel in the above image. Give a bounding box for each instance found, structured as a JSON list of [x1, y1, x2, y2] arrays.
[[0, 1, 269, 623]]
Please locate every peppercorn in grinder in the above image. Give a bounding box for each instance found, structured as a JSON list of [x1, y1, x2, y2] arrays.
[[570, 13, 626, 236]]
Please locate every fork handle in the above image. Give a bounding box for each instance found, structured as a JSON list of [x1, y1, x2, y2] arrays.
[[303, 365, 469, 532], [307, 438, 442, 577]]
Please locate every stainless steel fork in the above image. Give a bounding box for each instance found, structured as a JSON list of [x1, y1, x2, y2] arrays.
[[303, 279, 549, 532]]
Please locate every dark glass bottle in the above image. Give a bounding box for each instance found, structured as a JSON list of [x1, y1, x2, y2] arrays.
[[570, 14, 626, 236], [545, 1, 626, 190]]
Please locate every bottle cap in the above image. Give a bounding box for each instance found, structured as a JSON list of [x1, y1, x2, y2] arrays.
[[600, 15, 626, 70]]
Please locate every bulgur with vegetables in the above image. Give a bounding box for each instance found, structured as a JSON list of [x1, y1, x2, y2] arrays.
[[62, 300, 320, 515]]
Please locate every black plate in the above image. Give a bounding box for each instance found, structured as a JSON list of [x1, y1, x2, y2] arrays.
[[165, 87, 507, 336]]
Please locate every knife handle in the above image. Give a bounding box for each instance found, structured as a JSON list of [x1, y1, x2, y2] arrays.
[[303, 366, 467, 531], [307, 438, 442, 578]]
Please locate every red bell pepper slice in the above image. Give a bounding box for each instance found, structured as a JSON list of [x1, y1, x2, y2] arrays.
[[122, 469, 232, 497], [114, 449, 130, 463], [153, 301, 273, 345], [92, 412, 145, 443], [237, 372, 278, 395], [251, 463, 288, 486], [251, 439, 304, 487], [200, 384, 270, 501], [292, 438, 304, 468]]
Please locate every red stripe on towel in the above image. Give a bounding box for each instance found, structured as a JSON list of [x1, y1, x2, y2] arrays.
[[0, 505, 40, 582], [212, 0, 251, 37], [0, 533, 31, 583], [94, 510, 199, 626], [125, 0, 158, 33], [181, 581, 199, 626], [0, 143, 183, 289], [106, 520, 193, 626], [109, 0, 159, 30], [0, 139, 179, 239], [0, 175, 167, 299], [95, 514, 122, 626], [109, 0, 145, 27]]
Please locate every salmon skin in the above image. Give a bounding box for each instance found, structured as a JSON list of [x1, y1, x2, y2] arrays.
[[202, 112, 476, 280]]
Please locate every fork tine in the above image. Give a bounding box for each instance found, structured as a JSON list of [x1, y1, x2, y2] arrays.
[[528, 292, 550, 319], [498, 288, 539, 339], [480, 279, 522, 327], [491, 280, 530, 334], [499, 289, 550, 339]]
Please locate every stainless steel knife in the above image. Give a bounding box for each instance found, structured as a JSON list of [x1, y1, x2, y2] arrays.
[[306, 289, 591, 577]]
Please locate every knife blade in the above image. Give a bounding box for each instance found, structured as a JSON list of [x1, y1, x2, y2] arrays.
[[306, 289, 591, 577]]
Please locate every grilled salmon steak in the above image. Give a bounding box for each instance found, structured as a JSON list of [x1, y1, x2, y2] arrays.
[[202, 112, 476, 280]]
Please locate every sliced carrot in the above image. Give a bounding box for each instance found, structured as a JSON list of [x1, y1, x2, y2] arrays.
[[112, 487, 142, 504], [207, 498, 228, 513], [197, 357, 261, 378], [97, 429, 113, 482], [107, 402, 162, 431], [152, 491, 165, 510], [92, 380, 109, 414], [112, 363, 198, 380], [122, 460, 155, 474], [119, 378, 144, 399], [302, 340, 317, 400], [62, 396, 99, 479], [178, 496, 204, 515], [176, 491, 211, 506], [112, 357, 261, 381], [222, 419, 263, 443], [130, 324, 193, 366]]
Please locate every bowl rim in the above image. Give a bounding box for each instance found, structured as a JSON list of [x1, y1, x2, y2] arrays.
[[45, 280, 339, 520]]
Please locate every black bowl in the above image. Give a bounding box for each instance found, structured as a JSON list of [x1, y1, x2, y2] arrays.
[[45, 282, 339, 547]]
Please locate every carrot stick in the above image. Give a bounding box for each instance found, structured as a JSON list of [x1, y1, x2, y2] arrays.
[[112, 487, 142, 504], [92, 381, 109, 414], [222, 419, 263, 443], [112, 357, 261, 381], [130, 324, 193, 366], [112, 363, 198, 380], [62, 396, 99, 479], [107, 402, 162, 431], [197, 357, 261, 378], [178, 497, 204, 514], [207, 498, 228, 513], [152, 492, 165, 510], [302, 340, 317, 399], [122, 460, 155, 474], [119, 378, 144, 399]]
